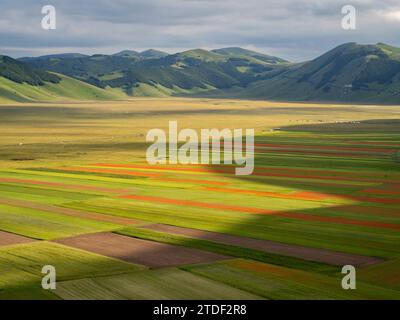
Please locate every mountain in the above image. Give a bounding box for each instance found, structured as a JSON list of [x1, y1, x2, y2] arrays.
[[21, 54, 139, 87], [106, 48, 289, 96], [139, 49, 169, 59], [175, 49, 226, 62], [113, 49, 168, 59], [112, 50, 139, 58], [0, 55, 126, 102], [0, 55, 61, 85], [20, 48, 288, 96], [212, 47, 288, 64], [7, 43, 400, 103], [19, 53, 88, 62], [237, 43, 400, 103]]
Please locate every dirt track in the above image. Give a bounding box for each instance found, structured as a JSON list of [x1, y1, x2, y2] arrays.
[[55, 232, 228, 268], [139, 223, 384, 267], [0, 230, 35, 246], [0, 197, 138, 225]]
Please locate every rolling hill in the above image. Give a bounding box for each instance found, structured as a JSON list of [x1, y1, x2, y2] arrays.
[[2, 43, 400, 103], [20, 48, 289, 97], [0, 55, 126, 103], [0, 55, 61, 86], [212, 47, 287, 64], [237, 42, 400, 103]]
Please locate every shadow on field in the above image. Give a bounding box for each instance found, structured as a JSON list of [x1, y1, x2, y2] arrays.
[[201, 119, 400, 261]]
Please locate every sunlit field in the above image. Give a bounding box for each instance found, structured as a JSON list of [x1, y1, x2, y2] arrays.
[[0, 98, 399, 299]]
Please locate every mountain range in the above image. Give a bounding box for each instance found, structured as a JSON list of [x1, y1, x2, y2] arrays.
[[1, 43, 400, 103]]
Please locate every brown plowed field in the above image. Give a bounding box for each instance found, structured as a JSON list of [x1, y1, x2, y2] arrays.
[[0, 230, 35, 246], [139, 224, 383, 267], [55, 232, 228, 268]]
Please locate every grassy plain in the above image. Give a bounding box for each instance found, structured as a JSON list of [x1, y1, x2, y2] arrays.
[[0, 98, 399, 299]]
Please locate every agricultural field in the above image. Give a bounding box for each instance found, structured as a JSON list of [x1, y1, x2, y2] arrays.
[[0, 98, 399, 299]]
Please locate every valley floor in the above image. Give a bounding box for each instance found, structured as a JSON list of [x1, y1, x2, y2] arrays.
[[0, 98, 399, 299]]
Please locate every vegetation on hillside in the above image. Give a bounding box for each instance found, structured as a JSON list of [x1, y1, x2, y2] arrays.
[[2, 43, 400, 103], [0, 55, 60, 86]]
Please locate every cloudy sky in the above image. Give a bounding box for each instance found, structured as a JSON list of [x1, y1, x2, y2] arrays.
[[1, 0, 400, 61]]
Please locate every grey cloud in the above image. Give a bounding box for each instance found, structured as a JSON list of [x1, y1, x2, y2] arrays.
[[1, 0, 400, 61]]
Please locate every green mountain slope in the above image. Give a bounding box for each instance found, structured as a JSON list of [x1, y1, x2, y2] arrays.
[[0, 56, 126, 103], [237, 43, 400, 103], [0, 55, 61, 85], [12, 43, 400, 103], [212, 47, 288, 64], [19, 53, 88, 62], [20, 48, 288, 96], [0, 74, 126, 103], [139, 49, 169, 59]]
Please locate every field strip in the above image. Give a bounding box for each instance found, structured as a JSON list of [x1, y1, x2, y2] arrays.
[[245, 176, 378, 188], [202, 186, 343, 202], [138, 224, 384, 267], [154, 162, 399, 179], [61, 167, 162, 177], [54, 268, 261, 300], [360, 188, 400, 196], [155, 177, 231, 186], [119, 194, 400, 231], [275, 212, 400, 231], [0, 230, 36, 247], [96, 162, 397, 178], [0, 169, 220, 190], [84, 165, 380, 188], [63, 167, 231, 186], [120, 194, 274, 214], [0, 177, 132, 194], [203, 186, 400, 205], [54, 232, 229, 268], [343, 195, 400, 205], [253, 143, 396, 153], [252, 166, 400, 179], [337, 205, 400, 217], [344, 140, 400, 147], [0, 242, 145, 286], [0, 197, 138, 225], [253, 148, 389, 158], [93, 163, 400, 184], [185, 259, 400, 300], [251, 171, 400, 184]]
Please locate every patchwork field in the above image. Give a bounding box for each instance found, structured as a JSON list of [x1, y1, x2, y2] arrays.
[[0, 98, 399, 299], [55, 232, 228, 268]]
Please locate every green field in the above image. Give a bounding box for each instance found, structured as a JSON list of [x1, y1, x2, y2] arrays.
[[55, 268, 260, 300], [0, 98, 399, 299], [184, 259, 400, 300], [0, 242, 144, 299]]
